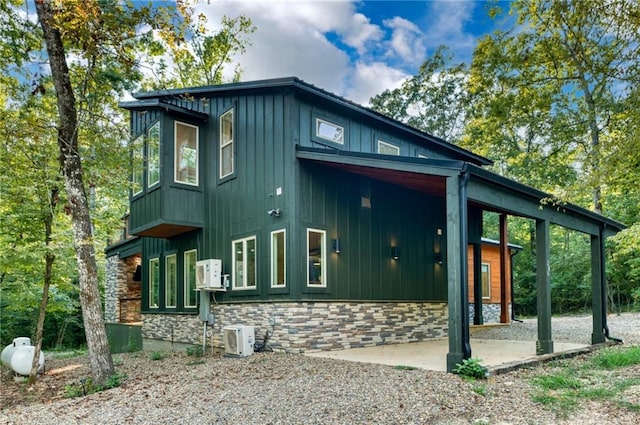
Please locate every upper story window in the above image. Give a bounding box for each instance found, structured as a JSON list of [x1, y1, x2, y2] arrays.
[[377, 140, 400, 156], [271, 229, 286, 288], [147, 122, 161, 188], [307, 229, 326, 287], [233, 236, 256, 290], [131, 134, 144, 196], [174, 121, 199, 186], [220, 109, 234, 179], [316, 118, 344, 144]]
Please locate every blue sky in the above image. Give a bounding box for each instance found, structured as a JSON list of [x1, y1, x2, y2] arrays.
[[199, 1, 511, 105]]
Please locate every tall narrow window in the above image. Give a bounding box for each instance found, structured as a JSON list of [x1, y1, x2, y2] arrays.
[[377, 140, 400, 156], [233, 236, 256, 289], [271, 230, 286, 288], [149, 258, 160, 308], [147, 122, 160, 187], [307, 229, 326, 287], [175, 122, 198, 185], [184, 249, 197, 308], [481, 263, 491, 299], [220, 109, 234, 178], [131, 134, 144, 195], [165, 254, 177, 308]]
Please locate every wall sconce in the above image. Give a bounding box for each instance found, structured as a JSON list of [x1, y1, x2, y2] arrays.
[[435, 252, 443, 265], [332, 238, 341, 254], [391, 246, 399, 260]]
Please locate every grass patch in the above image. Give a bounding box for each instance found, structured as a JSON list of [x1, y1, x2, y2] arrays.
[[393, 365, 417, 370], [530, 346, 640, 418], [186, 346, 204, 357], [64, 372, 127, 398], [149, 351, 168, 361], [472, 383, 488, 396]]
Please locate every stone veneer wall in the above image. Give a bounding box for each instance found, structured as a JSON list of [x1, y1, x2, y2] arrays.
[[104, 254, 142, 324], [468, 303, 512, 324], [142, 301, 448, 352]]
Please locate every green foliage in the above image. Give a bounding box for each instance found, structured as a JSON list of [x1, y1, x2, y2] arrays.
[[453, 358, 488, 380], [591, 346, 640, 370], [186, 345, 204, 357], [471, 383, 488, 396], [149, 351, 168, 361], [64, 372, 127, 398]]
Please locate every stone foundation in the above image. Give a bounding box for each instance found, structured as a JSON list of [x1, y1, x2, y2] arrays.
[[142, 301, 448, 352], [468, 303, 512, 324]]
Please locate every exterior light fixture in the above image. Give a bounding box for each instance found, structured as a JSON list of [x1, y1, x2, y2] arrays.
[[332, 238, 341, 253], [391, 246, 399, 260], [435, 252, 443, 265]]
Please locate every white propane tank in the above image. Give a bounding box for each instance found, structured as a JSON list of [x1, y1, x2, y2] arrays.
[[1, 337, 32, 368], [10, 346, 45, 376]]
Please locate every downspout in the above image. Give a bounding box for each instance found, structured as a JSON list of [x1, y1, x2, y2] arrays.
[[460, 169, 471, 359], [510, 249, 523, 323], [600, 224, 623, 343]]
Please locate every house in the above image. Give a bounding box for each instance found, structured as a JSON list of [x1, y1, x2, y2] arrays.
[[104, 77, 624, 371]]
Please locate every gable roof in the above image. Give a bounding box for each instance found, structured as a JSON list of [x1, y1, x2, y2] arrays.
[[124, 76, 492, 167]]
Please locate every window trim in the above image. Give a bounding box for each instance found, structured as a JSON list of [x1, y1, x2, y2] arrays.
[[147, 122, 161, 189], [232, 235, 257, 290], [131, 133, 144, 196], [165, 254, 177, 308], [270, 229, 286, 288], [307, 228, 327, 288], [174, 121, 199, 186], [184, 249, 198, 308], [148, 257, 160, 309], [219, 108, 235, 180], [481, 262, 491, 299], [377, 140, 400, 156], [315, 118, 344, 145]]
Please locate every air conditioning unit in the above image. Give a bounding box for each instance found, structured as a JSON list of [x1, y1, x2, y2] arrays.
[[223, 325, 254, 357], [196, 259, 225, 291]]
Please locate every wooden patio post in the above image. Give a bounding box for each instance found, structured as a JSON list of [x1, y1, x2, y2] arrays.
[[499, 214, 509, 323]]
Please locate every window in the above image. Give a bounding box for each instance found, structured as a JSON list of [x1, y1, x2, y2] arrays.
[[220, 109, 234, 178], [271, 230, 286, 288], [233, 236, 257, 290], [131, 134, 144, 195], [316, 118, 344, 144], [149, 258, 160, 308], [481, 263, 490, 299], [175, 122, 198, 185], [147, 122, 160, 187], [184, 249, 197, 308], [377, 140, 400, 156], [165, 254, 177, 308], [307, 229, 326, 287]]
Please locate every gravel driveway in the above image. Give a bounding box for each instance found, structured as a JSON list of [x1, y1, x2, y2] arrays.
[[2, 313, 639, 425]]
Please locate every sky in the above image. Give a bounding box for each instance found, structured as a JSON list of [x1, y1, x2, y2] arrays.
[[197, 0, 511, 105]]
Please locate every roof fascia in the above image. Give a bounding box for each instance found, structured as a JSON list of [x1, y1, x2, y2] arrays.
[[119, 99, 208, 123]]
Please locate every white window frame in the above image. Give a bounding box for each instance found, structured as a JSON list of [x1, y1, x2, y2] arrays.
[[174, 121, 199, 186], [219, 109, 234, 179], [377, 140, 400, 156], [132, 134, 144, 196], [184, 249, 197, 308], [417, 154, 428, 159], [233, 236, 257, 290], [148, 257, 160, 309], [270, 229, 286, 288], [481, 262, 491, 299], [147, 122, 161, 188], [316, 118, 344, 145], [165, 254, 177, 308], [307, 228, 327, 288]]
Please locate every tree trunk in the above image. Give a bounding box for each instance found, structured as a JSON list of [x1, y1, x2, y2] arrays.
[[35, 0, 114, 385]]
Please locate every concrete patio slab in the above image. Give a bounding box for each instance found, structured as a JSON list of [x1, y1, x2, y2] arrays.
[[305, 338, 591, 373]]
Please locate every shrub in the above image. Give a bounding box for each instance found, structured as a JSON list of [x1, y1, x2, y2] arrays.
[[453, 357, 488, 380]]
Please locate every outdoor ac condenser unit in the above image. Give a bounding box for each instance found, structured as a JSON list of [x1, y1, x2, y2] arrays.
[[223, 325, 254, 357], [195, 259, 225, 291]]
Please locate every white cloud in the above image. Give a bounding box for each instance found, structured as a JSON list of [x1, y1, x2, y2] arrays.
[[422, 0, 477, 59], [347, 61, 408, 106], [383, 17, 426, 65]]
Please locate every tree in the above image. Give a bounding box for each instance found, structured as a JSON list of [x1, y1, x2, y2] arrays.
[[370, 46, 470, 143]]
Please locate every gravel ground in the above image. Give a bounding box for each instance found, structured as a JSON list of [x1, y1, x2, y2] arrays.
[[1, 313, 639, 425]]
